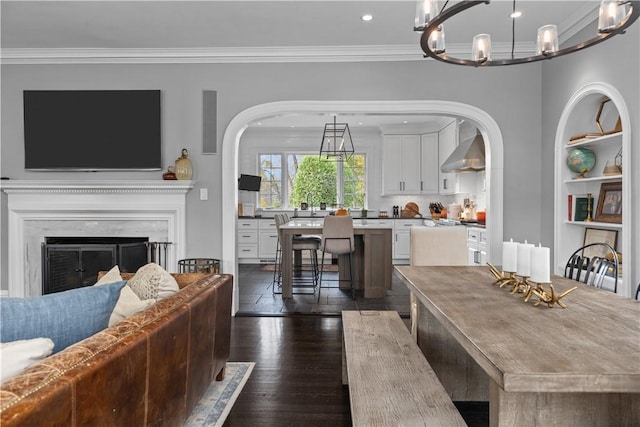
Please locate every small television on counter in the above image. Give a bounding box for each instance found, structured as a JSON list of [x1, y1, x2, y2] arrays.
[[23, 90, 162, 171], [238, 174, 262, 191]]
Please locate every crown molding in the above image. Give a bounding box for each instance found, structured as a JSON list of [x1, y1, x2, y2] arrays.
[[558, 2, 600, 45], [1, 45, 425, 65], [0, 41, 543, 65]]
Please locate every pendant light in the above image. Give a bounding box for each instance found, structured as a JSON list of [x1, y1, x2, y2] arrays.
[[319, 116, 354, 162], [536, 25, 559, 55]]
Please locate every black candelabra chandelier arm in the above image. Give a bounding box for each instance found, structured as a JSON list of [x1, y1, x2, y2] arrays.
[[419, 0, 640, 67]]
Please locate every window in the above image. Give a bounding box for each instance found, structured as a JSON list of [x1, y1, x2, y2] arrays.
[[343, 154, 366, 208], [258, 153, 366, 209], [258, 154, 282, 208]]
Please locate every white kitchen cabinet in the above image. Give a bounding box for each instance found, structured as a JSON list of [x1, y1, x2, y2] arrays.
[[383, 133, 439, 195], [393, 220, 420, 261], [382, 135, 422, 195], [467, 226, 487, 266], [438, 121, 457, 194], [237, 219, 259, 262], [258, 219, 279, 259], [420, 133, 439, 194], [238, 218, 282, 262]]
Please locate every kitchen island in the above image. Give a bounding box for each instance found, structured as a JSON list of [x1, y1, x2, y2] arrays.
[[279, 219, 393, 298]]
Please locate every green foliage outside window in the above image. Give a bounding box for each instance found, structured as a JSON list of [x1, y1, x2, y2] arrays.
[[290, 157, 336, 208], [258, 153, 366, 209], [343, 155, 366, 208]]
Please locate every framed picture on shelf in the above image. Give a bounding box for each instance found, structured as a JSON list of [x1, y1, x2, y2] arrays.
[[595, 97, 621, 135], [583, 228, 618, 258], [594, 181, 622, 223]]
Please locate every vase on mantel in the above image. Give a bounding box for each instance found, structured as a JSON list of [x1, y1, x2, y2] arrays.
[[162, 166, 177, 180], [174, 148, 193, 180]]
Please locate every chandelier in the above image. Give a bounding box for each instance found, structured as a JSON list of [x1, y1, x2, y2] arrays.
[[415, 0, 639, 66], [319, 116, 354, 161]]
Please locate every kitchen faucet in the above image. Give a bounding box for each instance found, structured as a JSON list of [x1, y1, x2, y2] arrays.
[[306, 192, 315, 216]]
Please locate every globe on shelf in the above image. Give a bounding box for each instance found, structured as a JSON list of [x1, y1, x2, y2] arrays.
[[566, 147, 596, 179]]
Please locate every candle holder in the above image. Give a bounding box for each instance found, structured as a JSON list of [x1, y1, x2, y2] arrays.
[[585, 193, 593, 222], [487, 263, 518, 288], [487, 263, 577, 309], [523, 280, 539, 303], [529, 282, 578, 309], [510, 276, 532, 296]]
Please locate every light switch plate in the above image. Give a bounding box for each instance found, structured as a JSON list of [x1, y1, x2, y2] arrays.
[[200, 188, 208, 200]]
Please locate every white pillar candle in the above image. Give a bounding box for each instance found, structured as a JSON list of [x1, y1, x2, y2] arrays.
[[502, 238, 518, 272], [516, 241, 534, 277], [530, 243, 551, 283]]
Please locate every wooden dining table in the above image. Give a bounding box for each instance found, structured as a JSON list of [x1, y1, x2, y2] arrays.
[[395, 265, 640, 427], [279, 219, 392, 299]]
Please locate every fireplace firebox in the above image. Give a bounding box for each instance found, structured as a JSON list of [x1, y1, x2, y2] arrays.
[[41, 237, 171, 295]]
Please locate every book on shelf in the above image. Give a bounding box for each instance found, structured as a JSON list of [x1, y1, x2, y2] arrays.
[[568, 194, 594, 222]]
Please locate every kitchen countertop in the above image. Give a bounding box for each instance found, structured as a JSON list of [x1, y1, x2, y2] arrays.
[[459, 221, 486, 228], [239, 215, 426, 220], [238, 215, 486, 227]]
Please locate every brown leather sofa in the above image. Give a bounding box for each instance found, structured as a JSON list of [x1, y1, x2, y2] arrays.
[[0, 272, 233, 426]]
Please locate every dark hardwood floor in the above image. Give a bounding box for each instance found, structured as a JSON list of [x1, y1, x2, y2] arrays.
[[237, 264, 411, 316], [224, 316, 351, 426], [225, 265, 487, 426], [224, 315, 489, 427]]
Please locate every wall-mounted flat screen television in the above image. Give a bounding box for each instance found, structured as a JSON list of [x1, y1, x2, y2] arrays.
[[23, 90, 162, 170], [238, 174, 262, 191]]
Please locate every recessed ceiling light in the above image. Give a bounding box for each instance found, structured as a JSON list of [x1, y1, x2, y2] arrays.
[[290, 125, 295, 128], [256, 122, 262, 126], [403, 120, 409, 124], [361, 14, 373, 22], [510, 11, 522, 18], [358, 122, 364, 126]]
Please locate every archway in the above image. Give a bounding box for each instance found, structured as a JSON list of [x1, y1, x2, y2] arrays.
[[222, 100, 504, 313]]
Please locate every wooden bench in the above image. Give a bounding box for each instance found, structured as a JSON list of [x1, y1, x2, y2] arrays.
[[342, 310, 466, 426]]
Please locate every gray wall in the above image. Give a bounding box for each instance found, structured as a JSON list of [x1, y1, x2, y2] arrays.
[[540, 24, 639, 286], [0, 55, 553, 290]]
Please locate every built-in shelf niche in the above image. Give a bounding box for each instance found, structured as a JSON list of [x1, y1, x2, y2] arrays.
[[554, 83, 632, 297]]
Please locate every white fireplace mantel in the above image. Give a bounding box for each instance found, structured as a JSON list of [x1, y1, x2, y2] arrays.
[[0, 180, 194, 194], [2, 180, 194, 297]]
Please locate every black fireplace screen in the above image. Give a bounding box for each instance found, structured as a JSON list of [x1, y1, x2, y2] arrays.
[[41, 237, 171, 295]]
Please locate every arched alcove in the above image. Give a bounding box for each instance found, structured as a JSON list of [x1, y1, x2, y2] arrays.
[[553, 82, 633, 296], [222, 100, 504, 313]]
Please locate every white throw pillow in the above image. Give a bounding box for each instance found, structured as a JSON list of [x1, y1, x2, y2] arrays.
[[108, 285, 155, 326], [127, 263, 179, 301], [0, 338, 54, 383], [95, 265, 155, 326], [96, 265, 123, 286]]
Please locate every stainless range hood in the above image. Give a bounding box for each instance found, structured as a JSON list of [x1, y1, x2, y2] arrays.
[[440, 132, 485, 173]]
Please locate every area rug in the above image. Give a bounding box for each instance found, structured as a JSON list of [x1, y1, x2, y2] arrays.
[[184, 362, 255, 427]]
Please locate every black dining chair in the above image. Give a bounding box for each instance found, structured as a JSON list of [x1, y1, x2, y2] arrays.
[[564, 242, 618, 293], [271, 213, 320, 295], [635, 283, 640, 300]]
